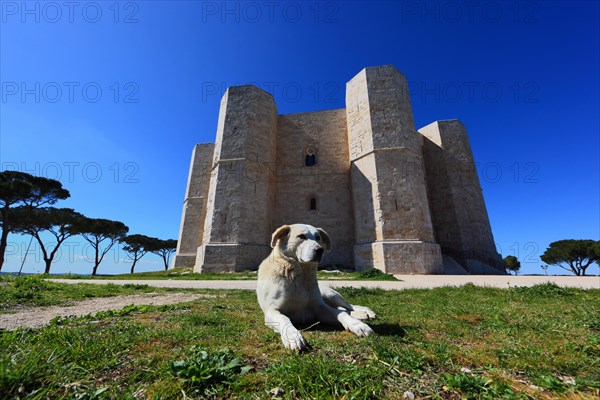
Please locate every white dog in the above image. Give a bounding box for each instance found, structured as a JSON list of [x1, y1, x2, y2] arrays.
[[256, 224, 376, 351]]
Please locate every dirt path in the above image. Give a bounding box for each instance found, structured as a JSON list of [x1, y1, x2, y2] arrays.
[[0, 293, 212, 330], [50, 275, 600, 290]]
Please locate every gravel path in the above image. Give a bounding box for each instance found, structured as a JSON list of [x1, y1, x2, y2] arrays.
[[0, 292, 213, 330]]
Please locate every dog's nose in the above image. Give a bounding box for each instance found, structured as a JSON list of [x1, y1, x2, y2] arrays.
[[316, 248, 324, 258]]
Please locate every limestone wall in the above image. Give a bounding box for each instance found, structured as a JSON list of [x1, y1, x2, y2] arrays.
[[420, 120, 502, 271], [346, 65, 441, 273], [198, 85, 278, 272], [173, 143, 214, 268], [421, 134, 463, 251], [273, 109, 354, 267]]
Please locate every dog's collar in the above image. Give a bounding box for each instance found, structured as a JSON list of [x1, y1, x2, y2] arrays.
[[273, 257, 293, 269], [271, 257, 296, 278]]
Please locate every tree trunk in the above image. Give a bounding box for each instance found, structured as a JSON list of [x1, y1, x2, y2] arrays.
[[44, 259, 52, 274], [0, 205, 10, 271], [92, 240, 100, 276], [163, 254, 168, 270], [568, 262, 579, 276], [92, 258, 99, 276], [0, 225, 8, 272], [131, 258, 137, 274], [581, 260, 592, 276], [45, 238, 65, 276]]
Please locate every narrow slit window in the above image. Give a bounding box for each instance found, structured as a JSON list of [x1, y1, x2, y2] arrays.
[[304, 147, 317, 167], [310, 197, 317, 210], [305, 154, 316, 166]]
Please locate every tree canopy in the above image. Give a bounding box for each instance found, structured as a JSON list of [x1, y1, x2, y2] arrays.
[[0, 171, 70, 271], [79, 218, 129, 275], [121, 234, 155, 274], [540, 239, 599, 276], [503, 255, 521, 275], [147, 238, 178, 271], [11, 207, 84, 274], [0, 171, 183, 276], [0, 171, 70, 209]]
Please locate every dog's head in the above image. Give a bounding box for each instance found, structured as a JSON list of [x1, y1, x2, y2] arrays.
[[270, 224, 331, 264]]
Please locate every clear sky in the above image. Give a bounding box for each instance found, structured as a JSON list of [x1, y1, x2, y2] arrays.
[[1, 1, 598, 275]]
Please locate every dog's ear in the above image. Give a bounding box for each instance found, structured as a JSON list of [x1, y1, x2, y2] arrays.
[[271, 225, 291, 248], [317, 228, 332, 251]]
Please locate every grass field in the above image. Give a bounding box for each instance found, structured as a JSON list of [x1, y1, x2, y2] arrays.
[[1, 279, 599, 399], [43, 267, 399, 281]]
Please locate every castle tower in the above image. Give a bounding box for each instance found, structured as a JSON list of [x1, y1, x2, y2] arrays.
[[420, 120, 503, 273], [196, 85, 278, 272], [173, 65, 504, 274], [346, 65, 443, 273], [173, 143, 215, 268]]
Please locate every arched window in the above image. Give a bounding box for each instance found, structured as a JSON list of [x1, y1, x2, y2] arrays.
[[304, 146, 317, 167], [310, 197, 317, 210]]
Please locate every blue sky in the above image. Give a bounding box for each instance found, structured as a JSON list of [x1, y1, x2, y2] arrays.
[[1, 1, 598, 275]]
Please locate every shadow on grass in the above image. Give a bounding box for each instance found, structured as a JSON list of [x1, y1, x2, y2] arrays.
[[298, 321, 412, 338], [369, 322, 413, 337]]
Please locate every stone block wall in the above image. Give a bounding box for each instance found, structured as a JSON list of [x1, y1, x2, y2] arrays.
[[274, 109, 353, 267], [197, 85, 278, 272], [173, 143, 214, 268], [420, 120, 503, 271], [346, 65, 442, 273]]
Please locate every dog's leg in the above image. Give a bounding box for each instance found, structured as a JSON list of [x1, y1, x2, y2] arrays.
[[264, 309, 308, 351], [319, 283, 353, 310], [319, 284, 377, 320], [317, 303, 374, 337], [349, 305, 377, 320]]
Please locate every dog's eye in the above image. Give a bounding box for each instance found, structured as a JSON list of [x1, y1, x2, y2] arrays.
[[315, 235, 320, 241], [298, 234, 307, 240]]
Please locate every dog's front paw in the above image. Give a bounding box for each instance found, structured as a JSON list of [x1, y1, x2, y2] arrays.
[[280, 327, 308, 351], [350, 305, 377, 320], [347, 319, 375, 337]]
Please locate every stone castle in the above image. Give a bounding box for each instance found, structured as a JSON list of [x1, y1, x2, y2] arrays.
[[174, 65, 504, 274]]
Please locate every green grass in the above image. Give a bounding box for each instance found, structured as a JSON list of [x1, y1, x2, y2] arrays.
[[45, 267, 399, 281], [1, 282, 598, 399], [0, 275, 193, 310]]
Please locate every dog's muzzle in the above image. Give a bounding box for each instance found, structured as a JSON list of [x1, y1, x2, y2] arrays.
[[299, 243, 325, 263], [314, 247, 324, 261]]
